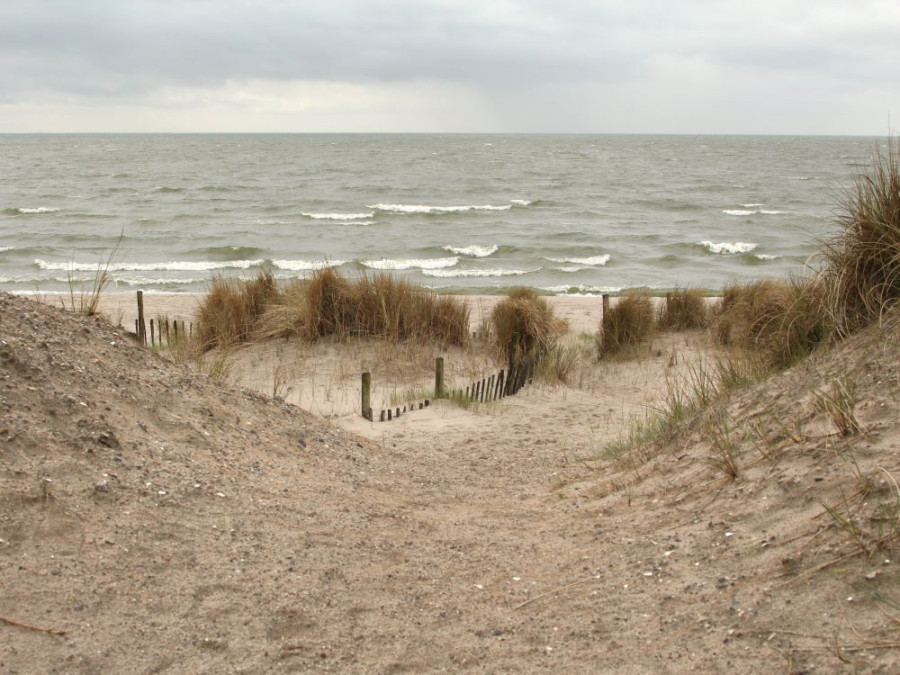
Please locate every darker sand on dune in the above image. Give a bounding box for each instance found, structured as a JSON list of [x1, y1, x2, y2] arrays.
[[4, 292, 900, 672]]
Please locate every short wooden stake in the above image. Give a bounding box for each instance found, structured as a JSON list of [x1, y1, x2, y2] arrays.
[[602, 293, 610, 321], [497, 370, 505, 398], [150, 319, 155, 347], [435, 357, 445, 398], [361, 371, 372, 421], [380, 410, 386, 422], [136, 290, 146, 345]]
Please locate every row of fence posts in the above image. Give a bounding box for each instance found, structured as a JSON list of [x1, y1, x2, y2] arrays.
[[134, 290, 192, 348], [361, 329, 545, 422]]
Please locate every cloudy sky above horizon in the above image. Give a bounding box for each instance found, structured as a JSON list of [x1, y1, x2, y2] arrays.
[[1, 0, 898, 134]]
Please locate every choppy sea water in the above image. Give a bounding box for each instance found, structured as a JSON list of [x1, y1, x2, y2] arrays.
[[0, 133, 884, 296]]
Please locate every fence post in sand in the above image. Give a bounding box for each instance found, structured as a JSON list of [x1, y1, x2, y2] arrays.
[[602, 294, 610, 321], [150, 319, 155, 347], [435, 357, 445, 399], [361, 371, 372, 421], [506, 333, 519, 395], [136, 290, 147, 345]]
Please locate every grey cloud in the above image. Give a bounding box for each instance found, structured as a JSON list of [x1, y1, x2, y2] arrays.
[[0, 0, 650, 97]]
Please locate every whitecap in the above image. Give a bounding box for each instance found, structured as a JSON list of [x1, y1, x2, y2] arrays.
[[547, 254, 610, 266], [114, 277, 207, 286], [724, 208, 788, 216], [755, 254, 779, 261], [272, 259, 346, 271], [698, 241, 758, 255], [442, 245, 498, 258], [541, 284, 622, 296], [510, 199, 533, 207], [367, 203, 512, 214], [422, 268, 537, 278], [17, 207, 61, 214], [361, 257, 459, 271], [35, 259, 263, 272], [301, 212, 374, 221]]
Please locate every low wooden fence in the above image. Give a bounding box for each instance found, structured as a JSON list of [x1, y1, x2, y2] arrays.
[[132, 290, 192, 348], [360, 335, 537, 423]]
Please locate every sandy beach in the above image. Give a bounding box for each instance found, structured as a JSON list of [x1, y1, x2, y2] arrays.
[[5, 289, 900, 672]]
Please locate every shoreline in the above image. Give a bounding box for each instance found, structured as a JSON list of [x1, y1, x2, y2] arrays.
[[35, 288, 723, 337], [37, 291, 615, 335]]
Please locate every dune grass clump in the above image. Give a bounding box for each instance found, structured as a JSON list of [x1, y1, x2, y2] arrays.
[[658, 288, 709, 331], [196, 269, 279, 350], [491, 288, 559, 355], [195, 268, 470, 349], [302, 267, 355, 339], [490, 288, 572, 381], [713, 278, 830, 368], [823, 140, 900, 335], [597, 293, 654, 358]]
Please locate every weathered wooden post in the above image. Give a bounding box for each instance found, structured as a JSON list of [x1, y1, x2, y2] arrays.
[[136, 290, 147, 345], [150, 319, 155, 347], [602, 294, 610, 322], [506, 333, 519, 395], [361, 371, 372, 421], [435, 356, 445, 398]]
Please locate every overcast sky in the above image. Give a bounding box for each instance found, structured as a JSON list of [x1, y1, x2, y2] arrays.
[[1, 0, 898, 134]]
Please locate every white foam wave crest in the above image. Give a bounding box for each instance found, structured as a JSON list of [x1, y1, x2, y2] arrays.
[[114, 277, 207, 286], [541, 285, 622, 296], [301, 212, 373, 221], [422, 268, 537, 278], [367, 203, 512, 214], [17, 207, 61, 214], [699, 241, 758, 255], [723, 209, 788, 216], [272, 259, 346, 271], [442, 245, 498, 257], [361, 257, 459, 271], [755, 254, 779, 261], [547, 254, 610, 266], [35, 259, 263, 272], [510, 199, 533, 206], [0, 247, 12, 252]]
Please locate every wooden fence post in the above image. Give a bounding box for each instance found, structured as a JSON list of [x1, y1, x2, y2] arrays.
[[506, 333, 519, 395], [361, 371, 372, 421], [602, 294, 610, 322], [435, 357, 445, 398], [150, 319, 155, 347], [136, 290, 146, 345]]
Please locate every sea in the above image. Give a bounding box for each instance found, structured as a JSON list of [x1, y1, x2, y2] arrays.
[[0, 133, 885, 297]]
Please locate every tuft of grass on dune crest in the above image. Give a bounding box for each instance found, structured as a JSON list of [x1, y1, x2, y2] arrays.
[[713, 278, 831, 369], [195, 269, 279, 350], [597, 293, 654, 359], [658, 288, 710, 331], [194, 268, 470, 351], [823, 139, 900, 335], [490, 287, 571, 381]]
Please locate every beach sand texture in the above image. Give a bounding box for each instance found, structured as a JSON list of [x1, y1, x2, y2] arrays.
[[4, 291, 900, 672]]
